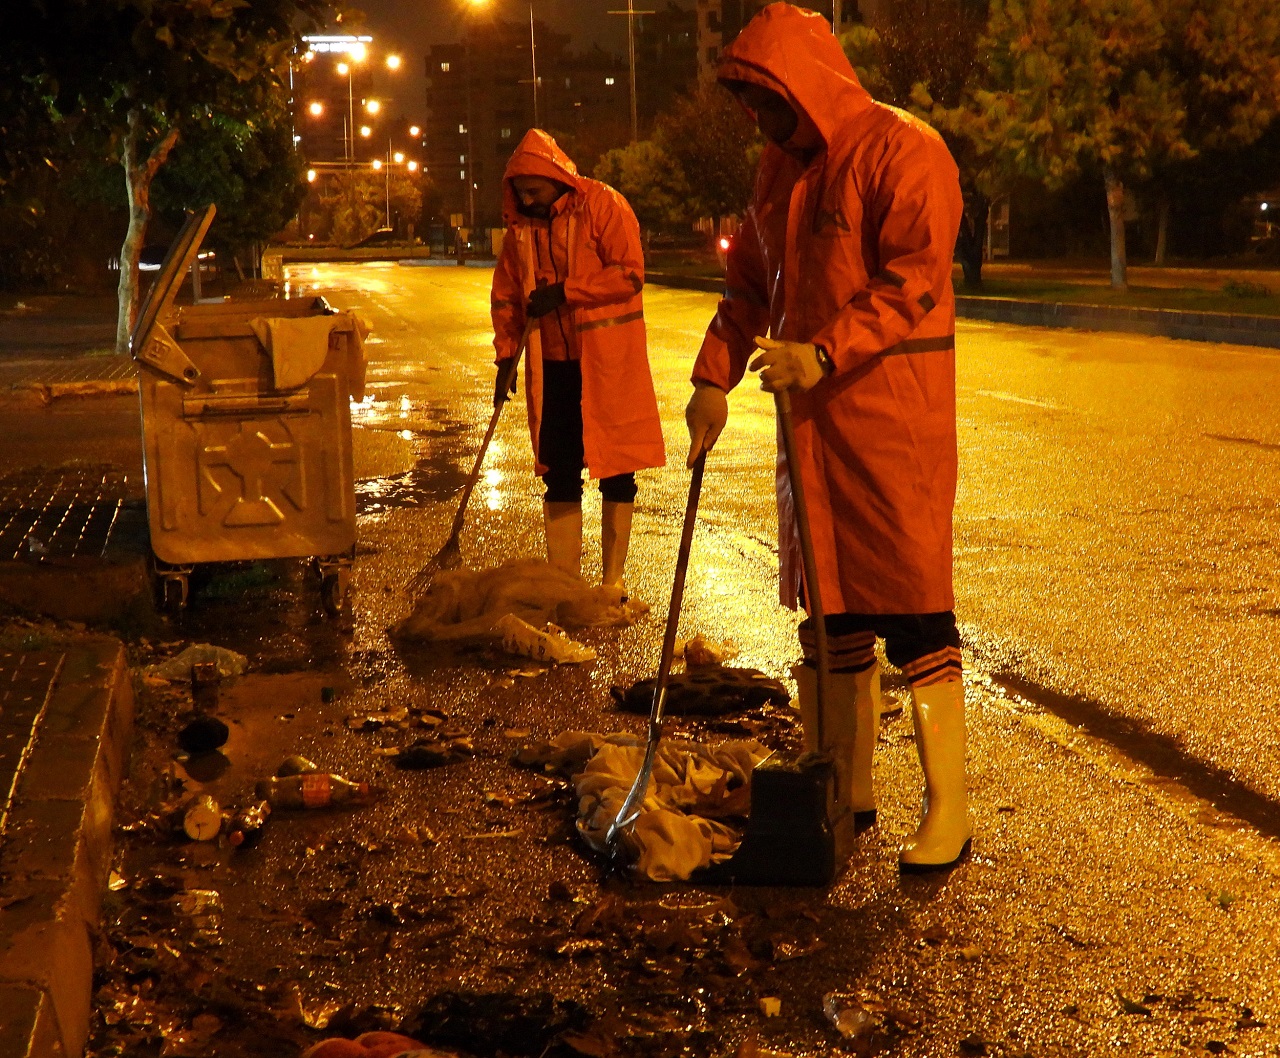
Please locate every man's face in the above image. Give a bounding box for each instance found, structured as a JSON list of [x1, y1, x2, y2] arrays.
[[736, 83, 800, 146], [512, 176, 565, 218]]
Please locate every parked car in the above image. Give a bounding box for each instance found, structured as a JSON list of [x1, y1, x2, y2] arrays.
[[348, 227, 398, 249]]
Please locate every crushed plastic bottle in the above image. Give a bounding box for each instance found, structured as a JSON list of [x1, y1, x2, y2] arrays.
[[227, 800, 272, 848], [255, 772, 371, 809]]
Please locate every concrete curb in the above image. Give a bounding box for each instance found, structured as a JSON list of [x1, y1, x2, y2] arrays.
[[0, 639, 135, 1058], [643, 273, 1280, 349]]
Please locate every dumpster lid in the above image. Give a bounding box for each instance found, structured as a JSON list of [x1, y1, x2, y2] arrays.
[[130, 204, 217, 360]]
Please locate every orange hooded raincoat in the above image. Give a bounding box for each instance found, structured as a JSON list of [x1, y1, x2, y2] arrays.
[[692, 4, 964, 615], [492, 130, 666, 482]]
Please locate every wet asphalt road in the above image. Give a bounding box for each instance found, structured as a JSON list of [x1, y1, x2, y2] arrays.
[[87, 262, 1280, 1057]]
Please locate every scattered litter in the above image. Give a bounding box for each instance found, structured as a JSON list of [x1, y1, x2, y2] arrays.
[[302, 1031, 460, 1058], [675, 633, 738, 666], [758, 997, 781, 1017], [226, 801, 271, 848], [611, 668, 789, 716], [497, 614, 596, 664], [25, 535, 48, 556], [256, 772, 372, 808], [108, 871, 129, 892], [461, 829, 522, 840], [177, 714, 229, 754], [346, 707, 411, 730], [181, 794, 222, 841], [277, 754, 320, 777], [390, 731, 475, 769], [392, 558, 648, 641], [145, 643, 248, 681], [1115, 990, 1153, 1016], [822, 992, 875, 1039]]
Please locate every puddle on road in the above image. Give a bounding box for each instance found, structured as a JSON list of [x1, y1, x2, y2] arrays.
[[357, 455, 469, 513]]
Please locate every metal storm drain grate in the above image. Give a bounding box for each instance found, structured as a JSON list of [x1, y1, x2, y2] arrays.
[[0, 465, 141, 562]]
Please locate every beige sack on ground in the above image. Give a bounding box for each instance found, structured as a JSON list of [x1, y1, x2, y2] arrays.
[[394, 558, 648, 641], [521, 730, 769, 881]]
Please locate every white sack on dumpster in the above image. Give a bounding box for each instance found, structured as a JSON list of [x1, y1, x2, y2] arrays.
[[249, 310, 369, 395], [517, 730, 770, 881], [393, 558, 648, 641]]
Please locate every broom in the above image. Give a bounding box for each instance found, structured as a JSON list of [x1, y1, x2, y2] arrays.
[[407, 318, 534, 595]]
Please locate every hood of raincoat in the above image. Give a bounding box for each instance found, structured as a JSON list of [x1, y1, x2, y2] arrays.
[[501, 129, 584, 224], [716, 2, 874, 150]]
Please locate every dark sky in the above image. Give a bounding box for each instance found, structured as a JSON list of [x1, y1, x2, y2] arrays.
[[345, 0, 696, 120]]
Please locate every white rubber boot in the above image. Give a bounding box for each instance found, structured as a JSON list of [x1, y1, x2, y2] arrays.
[[900, 678, 972, 871], [543, 501, 583, 577], [792, 663, 878, 819], [601, 500, 633, 590]]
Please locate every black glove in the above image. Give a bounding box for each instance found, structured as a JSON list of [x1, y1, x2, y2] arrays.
[[494, 358, 518, 407], [526, 282, 566, 319]]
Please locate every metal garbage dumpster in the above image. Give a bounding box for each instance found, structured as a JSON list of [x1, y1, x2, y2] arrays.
[[130, 204, 368, 614]]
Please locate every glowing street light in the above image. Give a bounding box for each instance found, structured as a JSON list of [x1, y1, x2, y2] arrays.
[[308, 101, 324, 117], [393, 151, 405, 164], [360, 125, 372, 138], [307, 169, 317, 182], [409, 125, 421, 138], [366, 99, 381, 115], [386, 54, 402, 71]]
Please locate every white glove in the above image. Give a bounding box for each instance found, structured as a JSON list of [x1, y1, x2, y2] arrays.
[[685, 382, 729, 468], [748, 335, 828, 392]]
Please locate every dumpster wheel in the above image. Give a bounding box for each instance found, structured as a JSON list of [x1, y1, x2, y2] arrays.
[[320, 569, 349, 616], [152, 560, 193, 613]]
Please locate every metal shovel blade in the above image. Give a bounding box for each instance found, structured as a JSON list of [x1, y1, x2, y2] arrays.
[[605, 452, 706, 849]]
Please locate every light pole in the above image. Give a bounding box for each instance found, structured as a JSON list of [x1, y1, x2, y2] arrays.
[[465, 0, 490, 228], [609, 0, 654, 142], [529, 3, 540, 126]]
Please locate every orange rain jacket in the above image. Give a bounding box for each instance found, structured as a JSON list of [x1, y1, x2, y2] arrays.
[[692, 4, 964, 616], [492, 130, 666, 481]]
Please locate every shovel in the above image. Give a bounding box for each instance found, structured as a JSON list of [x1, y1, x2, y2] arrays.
[[408, 319, 534, 595], [696, 389, 847, 887], [605, 451, 706, 849]]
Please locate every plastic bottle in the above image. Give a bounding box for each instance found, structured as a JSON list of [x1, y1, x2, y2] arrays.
[[227, 800, 272, 848], [275, 755, 320, 777], [255, 773, 371, 809], [181, 794, 223, 841]]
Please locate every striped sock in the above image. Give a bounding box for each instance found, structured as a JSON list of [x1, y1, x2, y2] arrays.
[[799, 626, 876, 674], [901, 646, 963, 688]]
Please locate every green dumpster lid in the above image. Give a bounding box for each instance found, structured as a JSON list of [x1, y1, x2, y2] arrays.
[[129, 203, 217, 360]]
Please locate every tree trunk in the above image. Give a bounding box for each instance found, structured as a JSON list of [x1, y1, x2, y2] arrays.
[[1103, 165, 1128, 292], [955, 191, 989, 291], [114, 111, 180, 355], [1154, 195, 1170, 266]]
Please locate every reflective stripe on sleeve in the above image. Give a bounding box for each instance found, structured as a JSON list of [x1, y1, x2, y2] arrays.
[[576, 308, 644, 333]]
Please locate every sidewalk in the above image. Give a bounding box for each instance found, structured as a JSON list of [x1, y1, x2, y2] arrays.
[[0, 634, 134, 1058], [646, 260, 1280, 349]]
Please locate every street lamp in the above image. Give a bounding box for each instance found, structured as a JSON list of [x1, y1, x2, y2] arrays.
[[608, 0, 654, 142]]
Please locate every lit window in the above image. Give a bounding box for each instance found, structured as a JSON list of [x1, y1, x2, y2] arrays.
[[605, 77, 615, 86], [460, 169, 466, 180], [501, 128, 512, 139], [564, 77, 571, 88], [459, 123, 467, 134], [441, 62, 451, 72], [460, 153, 466, 163]]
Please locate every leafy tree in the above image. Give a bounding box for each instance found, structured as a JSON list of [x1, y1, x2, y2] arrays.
[[9, 0, 337, 351], [652, 78, 761, 222], [593, 140, 691, 238], [155, 113, 310, 275], [840, 1, 990, 287], [941, 0, 1280, 290]]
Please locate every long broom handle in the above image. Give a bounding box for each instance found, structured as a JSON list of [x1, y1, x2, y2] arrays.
[[445, 318, 535, 541], [776, 390, 828, 749], [607, 451, 706, 843]]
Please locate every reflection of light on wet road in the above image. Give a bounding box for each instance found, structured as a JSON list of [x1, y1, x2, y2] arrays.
[[399, 429, 413, 441], [399, 395, 412, 418], [483, 445, 505, 510]]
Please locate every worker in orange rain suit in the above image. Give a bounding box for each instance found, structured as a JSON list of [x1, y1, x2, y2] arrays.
[[685, 4, 970, 870], [491, 129, 665, 589]]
